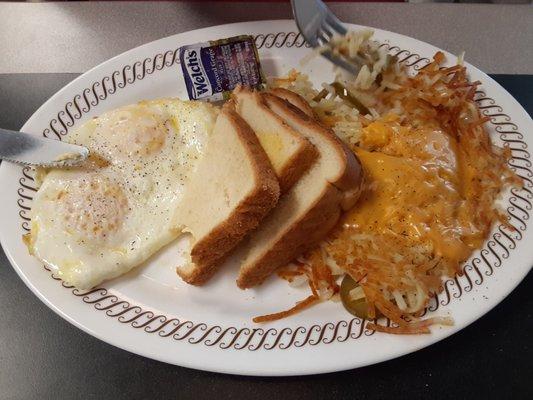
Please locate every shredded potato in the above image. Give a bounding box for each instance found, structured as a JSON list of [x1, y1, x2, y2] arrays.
[[253, 295, 319, 323], [262, 42, 520, 333]]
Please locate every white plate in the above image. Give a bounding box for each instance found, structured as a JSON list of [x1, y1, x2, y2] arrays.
[[1, 20, 532, 376]]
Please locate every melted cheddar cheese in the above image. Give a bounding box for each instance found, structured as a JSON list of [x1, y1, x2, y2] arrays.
[[343, 118, 479, 265]]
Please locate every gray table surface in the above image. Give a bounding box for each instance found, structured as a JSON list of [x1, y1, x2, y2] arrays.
[[0, 1, 532, 74], [1, 2, 532, 399]]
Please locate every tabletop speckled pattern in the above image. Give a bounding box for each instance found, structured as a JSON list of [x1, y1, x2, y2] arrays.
[[0, 2, 532, 74]]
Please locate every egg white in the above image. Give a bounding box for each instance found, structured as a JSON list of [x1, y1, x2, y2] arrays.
[[26, 99, 218, 289]]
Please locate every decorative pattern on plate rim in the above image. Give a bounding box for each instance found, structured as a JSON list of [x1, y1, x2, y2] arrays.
[[15, 32, 532, 350]]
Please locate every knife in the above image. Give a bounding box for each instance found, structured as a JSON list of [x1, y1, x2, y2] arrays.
[[0, 128, 89, 168]]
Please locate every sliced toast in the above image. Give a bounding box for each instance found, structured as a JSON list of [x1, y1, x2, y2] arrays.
[[176, 108, 280, 285], [232, 86, 317, 193], [236, 91, 363, 289]]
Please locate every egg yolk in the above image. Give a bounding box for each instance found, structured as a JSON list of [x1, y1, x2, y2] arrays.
[[90, 107, 168, 161], [60, 175, 128, 242]]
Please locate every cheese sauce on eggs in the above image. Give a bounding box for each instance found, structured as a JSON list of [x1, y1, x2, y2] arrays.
[[25, 99, 218, 289]]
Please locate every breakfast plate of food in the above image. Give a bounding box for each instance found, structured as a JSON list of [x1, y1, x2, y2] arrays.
[[0, 20, 531, 376]]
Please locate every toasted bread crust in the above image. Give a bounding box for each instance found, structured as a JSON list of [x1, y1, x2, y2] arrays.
[[233, 86, 318, 193], [237, 184, 342, 289], [263, 92, 363, 210], [177, 109, 280, 285], [269, 87, 317, 119]]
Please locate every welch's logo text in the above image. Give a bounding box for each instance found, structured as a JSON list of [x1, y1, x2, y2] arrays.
[[183, 49, 212, 99]]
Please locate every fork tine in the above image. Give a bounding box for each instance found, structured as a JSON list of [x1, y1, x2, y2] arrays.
[[291, 0, 359, 75], [320, 20, 334, 40], [316, 29, 331, 46], [316, 36, 328, 47], [322, 51, 360, 75], [325, 13, 347, 36]]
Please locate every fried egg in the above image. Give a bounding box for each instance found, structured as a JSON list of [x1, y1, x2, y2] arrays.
[[25, 99, 218, 289]]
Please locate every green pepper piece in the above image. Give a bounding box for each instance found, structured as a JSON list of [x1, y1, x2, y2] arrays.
[[340, 274, 369, 319]]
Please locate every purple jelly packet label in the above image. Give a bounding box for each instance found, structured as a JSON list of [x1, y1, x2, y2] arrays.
[[179, 35, 264, 101]]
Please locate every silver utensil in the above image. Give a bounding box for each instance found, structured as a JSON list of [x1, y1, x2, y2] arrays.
[[0, 128, 89, 168], [291, 0, 360, 75]]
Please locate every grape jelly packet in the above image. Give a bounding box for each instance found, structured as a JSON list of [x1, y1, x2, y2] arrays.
[[179, 35, 265, 101]]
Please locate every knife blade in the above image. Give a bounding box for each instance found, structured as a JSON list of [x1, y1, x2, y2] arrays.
[[0, 128, 89, 168]]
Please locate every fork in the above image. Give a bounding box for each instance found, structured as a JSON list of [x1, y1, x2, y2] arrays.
[[290, 0, 360, 75]]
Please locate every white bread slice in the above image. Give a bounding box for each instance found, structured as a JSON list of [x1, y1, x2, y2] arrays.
[[232, 86, 317, 193], [236, 91, 363, 289], [176, 108, 280, 285]]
